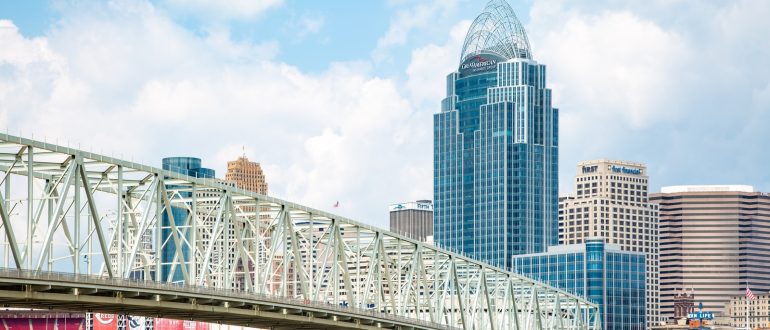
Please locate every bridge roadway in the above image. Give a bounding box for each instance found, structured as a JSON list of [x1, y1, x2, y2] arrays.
[[0, 269, 449, 330]]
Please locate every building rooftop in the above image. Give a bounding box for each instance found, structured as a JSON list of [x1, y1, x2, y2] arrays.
[[459, 0, 532, 63], [660, 185, 754, 193], [389, 200, 433, 212], [576, 159, 646, 168]]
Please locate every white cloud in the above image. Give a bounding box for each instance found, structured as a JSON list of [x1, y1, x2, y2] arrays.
[[529, 5, 690, 130], [5, 0, 770, 231], [0, 3, 432, 229], [525, 0, 770, 193], [0, 20, 58, 66], [405, 20, 470, 105], [162, 0, 283, 20]]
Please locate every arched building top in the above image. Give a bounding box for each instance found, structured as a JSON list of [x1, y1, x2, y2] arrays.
[[459, 0, 532, 64]]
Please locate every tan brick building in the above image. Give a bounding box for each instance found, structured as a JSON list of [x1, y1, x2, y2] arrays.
[[726, 291, 770, 329], [226, 156, 268, 195]]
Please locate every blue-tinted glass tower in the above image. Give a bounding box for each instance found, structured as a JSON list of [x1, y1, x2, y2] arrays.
[[161, 157, 215, 283], [434, 0, 558, 269], [513, 238, 647, 330]]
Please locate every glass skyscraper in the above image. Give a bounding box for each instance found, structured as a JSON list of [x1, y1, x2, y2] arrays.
[[434, 0, 558, 269], [513, 238, 647, 330], [161, 157, 215, 283]]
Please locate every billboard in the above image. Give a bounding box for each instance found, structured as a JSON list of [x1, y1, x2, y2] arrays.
[[183, 321, 197, 330], [128, 316, 147, 330], [93, 313, 118, 330], [388, 201, 433, 212], [155, 318, 182, 330], [154, 319, 210, 330]]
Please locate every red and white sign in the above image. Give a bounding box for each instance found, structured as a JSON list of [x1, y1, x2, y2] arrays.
[[155, 318, 182, 330], [154, 318, 212, 330], [93, 314, 118, 330]]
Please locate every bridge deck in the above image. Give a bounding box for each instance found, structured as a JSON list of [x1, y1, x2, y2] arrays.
[[0, 269, 450, 330]]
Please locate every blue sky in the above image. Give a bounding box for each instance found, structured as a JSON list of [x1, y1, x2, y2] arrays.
[[1, 0, 769, 230]]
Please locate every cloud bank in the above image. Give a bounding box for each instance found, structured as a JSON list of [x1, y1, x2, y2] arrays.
[[2, 0, 769, 230]]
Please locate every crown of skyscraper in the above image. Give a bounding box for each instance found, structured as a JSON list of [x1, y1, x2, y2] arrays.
[[459, 0, 532, 65]]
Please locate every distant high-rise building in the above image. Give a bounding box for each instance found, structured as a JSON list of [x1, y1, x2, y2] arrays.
[[225, 154, 273, 291], [389, 200, 433, 242], [650, 185, 770, 319], [559, 159, 660, 326], [513, 238, 647, 330], [433, 0, 558, 270], [226, 156, 268, 195], [161, 157, 215, 283]]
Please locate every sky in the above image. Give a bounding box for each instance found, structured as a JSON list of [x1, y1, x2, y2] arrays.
[[1, 0, 769, 230]]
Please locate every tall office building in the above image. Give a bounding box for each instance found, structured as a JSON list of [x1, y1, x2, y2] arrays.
[[513, 238, 647, 330], [389, 200, 433, 242], [225, 156, 268, 195], [434, 0, 558, 269], [650, 185, 770, 319], [161, 157, 216, 283], [559, 159, 660, 326]]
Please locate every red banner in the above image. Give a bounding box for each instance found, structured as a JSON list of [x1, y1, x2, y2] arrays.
[[154, 318, 212, 330], [93, 314, 118, 330], [154, 318, 181, 330]]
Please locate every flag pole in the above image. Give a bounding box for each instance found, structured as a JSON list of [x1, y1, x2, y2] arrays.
[[746, 281, 750, 330]]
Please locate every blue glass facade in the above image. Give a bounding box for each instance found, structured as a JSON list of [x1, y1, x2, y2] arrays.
[[433, 5, 558, 269], [161, 157, 215, 283], [512, 238, 646, 330]]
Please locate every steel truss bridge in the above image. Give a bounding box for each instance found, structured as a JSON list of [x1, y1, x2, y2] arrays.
[[0, 133, 601, 330]]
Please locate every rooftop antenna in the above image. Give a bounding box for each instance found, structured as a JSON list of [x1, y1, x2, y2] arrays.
[[242, 145, 246, 160]]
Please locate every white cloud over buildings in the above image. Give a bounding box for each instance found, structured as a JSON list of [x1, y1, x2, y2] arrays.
[[0, 2, 428, 229], [524, 0, 770, 193], [1, 0, 769, 229]]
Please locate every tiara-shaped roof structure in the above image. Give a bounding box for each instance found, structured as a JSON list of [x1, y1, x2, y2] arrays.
[[459, 0, 532, 64]]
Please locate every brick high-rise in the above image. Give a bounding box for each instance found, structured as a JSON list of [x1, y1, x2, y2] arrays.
[[226, 156, 268, 195]]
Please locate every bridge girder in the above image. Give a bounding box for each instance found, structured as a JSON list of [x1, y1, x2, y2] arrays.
[[0, 133, 601, 330]]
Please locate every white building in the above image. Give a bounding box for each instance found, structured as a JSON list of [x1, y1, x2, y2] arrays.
[[726, 291, 770, 329]]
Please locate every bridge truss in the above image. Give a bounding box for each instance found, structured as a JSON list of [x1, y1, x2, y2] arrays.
[[0, 133, 600, 330]]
